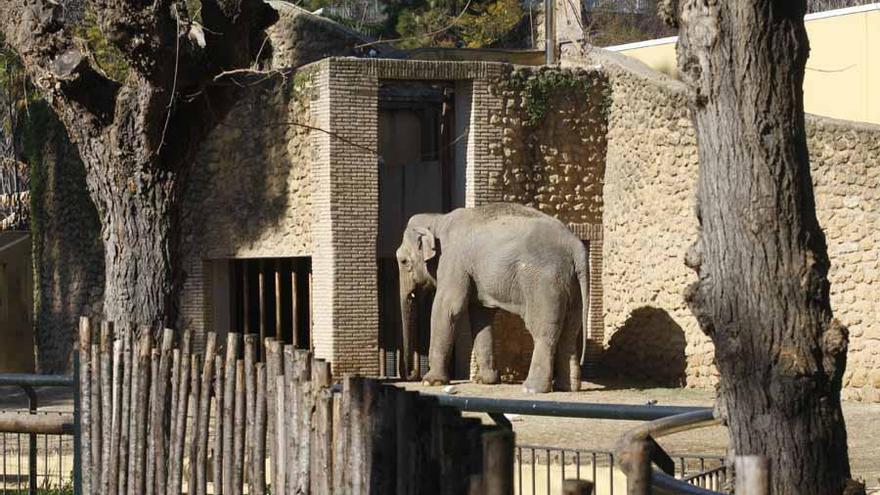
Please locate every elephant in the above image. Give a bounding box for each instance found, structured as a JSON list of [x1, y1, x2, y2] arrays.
[[395, 203, 590, 393]]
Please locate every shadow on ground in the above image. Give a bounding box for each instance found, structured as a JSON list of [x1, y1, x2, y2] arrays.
[[598, 306, 687, 389]]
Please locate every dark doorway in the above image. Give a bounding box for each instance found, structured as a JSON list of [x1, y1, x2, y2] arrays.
[[226, 257, 311, 360], [377, 81, 456, 377]]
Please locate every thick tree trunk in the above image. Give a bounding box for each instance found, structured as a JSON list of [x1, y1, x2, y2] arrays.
[[99, 181, 177, 329], [57, 78, 184, 333], [1, 0, 277, 336], [673, 1, 860, 494]]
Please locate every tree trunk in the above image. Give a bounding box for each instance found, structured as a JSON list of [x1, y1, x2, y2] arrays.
[[98, 177, 177, 329], [1, 0, 277, 336], [671, 1, 861, 494], [56, 78, 184, 332]]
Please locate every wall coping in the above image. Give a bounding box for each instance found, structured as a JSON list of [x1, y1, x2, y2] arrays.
[[605, 2, 880, 52]]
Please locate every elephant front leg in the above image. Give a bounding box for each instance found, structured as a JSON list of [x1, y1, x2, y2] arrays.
[[422, 291, 464, 386], [470, 306, 500, 385]]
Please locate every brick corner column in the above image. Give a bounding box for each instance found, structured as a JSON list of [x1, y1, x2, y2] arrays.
[[326, 59, 380, 376], [583, 234, 604, 378]]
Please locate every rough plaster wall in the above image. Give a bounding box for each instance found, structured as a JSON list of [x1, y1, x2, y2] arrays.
[[574, 48, 880, 400], [32, 121, 104, 373], [481, 66, 609, 382]]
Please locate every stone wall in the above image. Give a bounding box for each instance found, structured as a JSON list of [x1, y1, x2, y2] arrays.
[[177, 2, 372, 351], [809, 117, 880, 402], [180, 68, 318, 344], [479, 66, 610, 380], [571, 48, 880, 400]]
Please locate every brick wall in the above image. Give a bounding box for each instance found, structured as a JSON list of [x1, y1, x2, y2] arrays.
[[181, 56, 613, 381]]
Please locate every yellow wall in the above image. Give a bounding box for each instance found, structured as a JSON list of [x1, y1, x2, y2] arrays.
[[610, 5, 880, 124]]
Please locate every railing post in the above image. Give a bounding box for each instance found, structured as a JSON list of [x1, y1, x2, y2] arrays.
[[563, 479, 594, 494], [627, 439, 651, 495], [735, 456, 769, 495], [73, 351, 83, 495], [23, 384, 37, 495]]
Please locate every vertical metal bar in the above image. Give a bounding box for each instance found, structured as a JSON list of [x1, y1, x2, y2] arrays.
[[545, 449, 550, 495], [17, 434, 21, 492], [243, 260, 251, 335], [531, 448, 535, 495], [58, 435, 62, 490], [259, 259, 267, 347], [291, 268, 299, 348], [609, 453, 614, 495], [3, 432, 7, 495], [23, 385, 37, 495], [275, 259, 283, 344], [591, 453, 595, 486], [576, 451, 580, 481], [308, 271, 314, 351], [73, 345, 82, 495], [561, 450, 565, 485], [517, 447, 522, 495]]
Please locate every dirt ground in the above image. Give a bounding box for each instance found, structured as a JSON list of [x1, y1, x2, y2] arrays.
[[3, 381, 879, 489], [399, 380, 880, 489]]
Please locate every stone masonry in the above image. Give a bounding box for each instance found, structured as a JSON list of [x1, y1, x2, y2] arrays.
[[181, 56, 611, 379], [569, 47, 880, 401]]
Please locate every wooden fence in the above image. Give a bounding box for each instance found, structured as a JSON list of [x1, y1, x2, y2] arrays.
[[76, 317, 514, 495]]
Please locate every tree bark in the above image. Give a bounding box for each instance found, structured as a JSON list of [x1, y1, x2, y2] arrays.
[[0, 0, 277, 332], [666, 1, 861, 493]]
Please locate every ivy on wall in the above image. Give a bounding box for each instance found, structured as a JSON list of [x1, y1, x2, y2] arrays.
[[503, 67, 612, 127]]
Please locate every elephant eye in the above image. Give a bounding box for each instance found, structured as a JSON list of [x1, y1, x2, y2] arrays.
[[399, 258, 408, 265]]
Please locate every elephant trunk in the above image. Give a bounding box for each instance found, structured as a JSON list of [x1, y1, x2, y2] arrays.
[[399, 284, 419, 380]]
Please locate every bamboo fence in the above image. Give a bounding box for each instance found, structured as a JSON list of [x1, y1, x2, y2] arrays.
[[76, 316, 513, 494]]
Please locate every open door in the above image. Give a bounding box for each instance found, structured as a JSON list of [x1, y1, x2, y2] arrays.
[[377, 82, 455, 377]]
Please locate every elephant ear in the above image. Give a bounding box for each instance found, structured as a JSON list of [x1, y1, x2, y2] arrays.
[[415, 227, 437, 262]]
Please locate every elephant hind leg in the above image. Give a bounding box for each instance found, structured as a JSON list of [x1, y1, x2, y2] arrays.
[[523, 322, 560, 394], [553, 310, 582, 392], [469, 305, 499, 384]]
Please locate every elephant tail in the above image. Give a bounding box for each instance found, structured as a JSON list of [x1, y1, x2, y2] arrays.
[[575, 245, 591, 370]]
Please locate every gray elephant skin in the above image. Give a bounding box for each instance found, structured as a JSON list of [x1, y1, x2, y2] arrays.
[[395, 203, 590, 393]]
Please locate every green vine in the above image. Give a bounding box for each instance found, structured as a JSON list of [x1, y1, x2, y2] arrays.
[[505, 68, 609, 127]]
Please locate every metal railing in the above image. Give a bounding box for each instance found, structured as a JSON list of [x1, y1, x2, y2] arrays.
[[431, 393, 726, 494], [616, 409, 732, 495], [0, 373, 78, 495], [512, 444, 724, 495]]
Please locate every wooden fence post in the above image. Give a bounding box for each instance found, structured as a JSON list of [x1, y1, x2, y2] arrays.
[[99, 321, 113, 495], [196, 334, 217, 495], [481, 427, 514, 495], [274, 375, 287, 494], [232, 360, 246, 495], [117, 329, 132, 495], [310, 359, 333, 495], [106, 337, 123, 495], [222, 333, 240, 495], [626, 439, 652, 495], [187, 353, 202, 495], [77, 317, 93, 495], [253, 363, 267, 495], [152, 329, 174, 495], [563, 479, 595, 495]]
